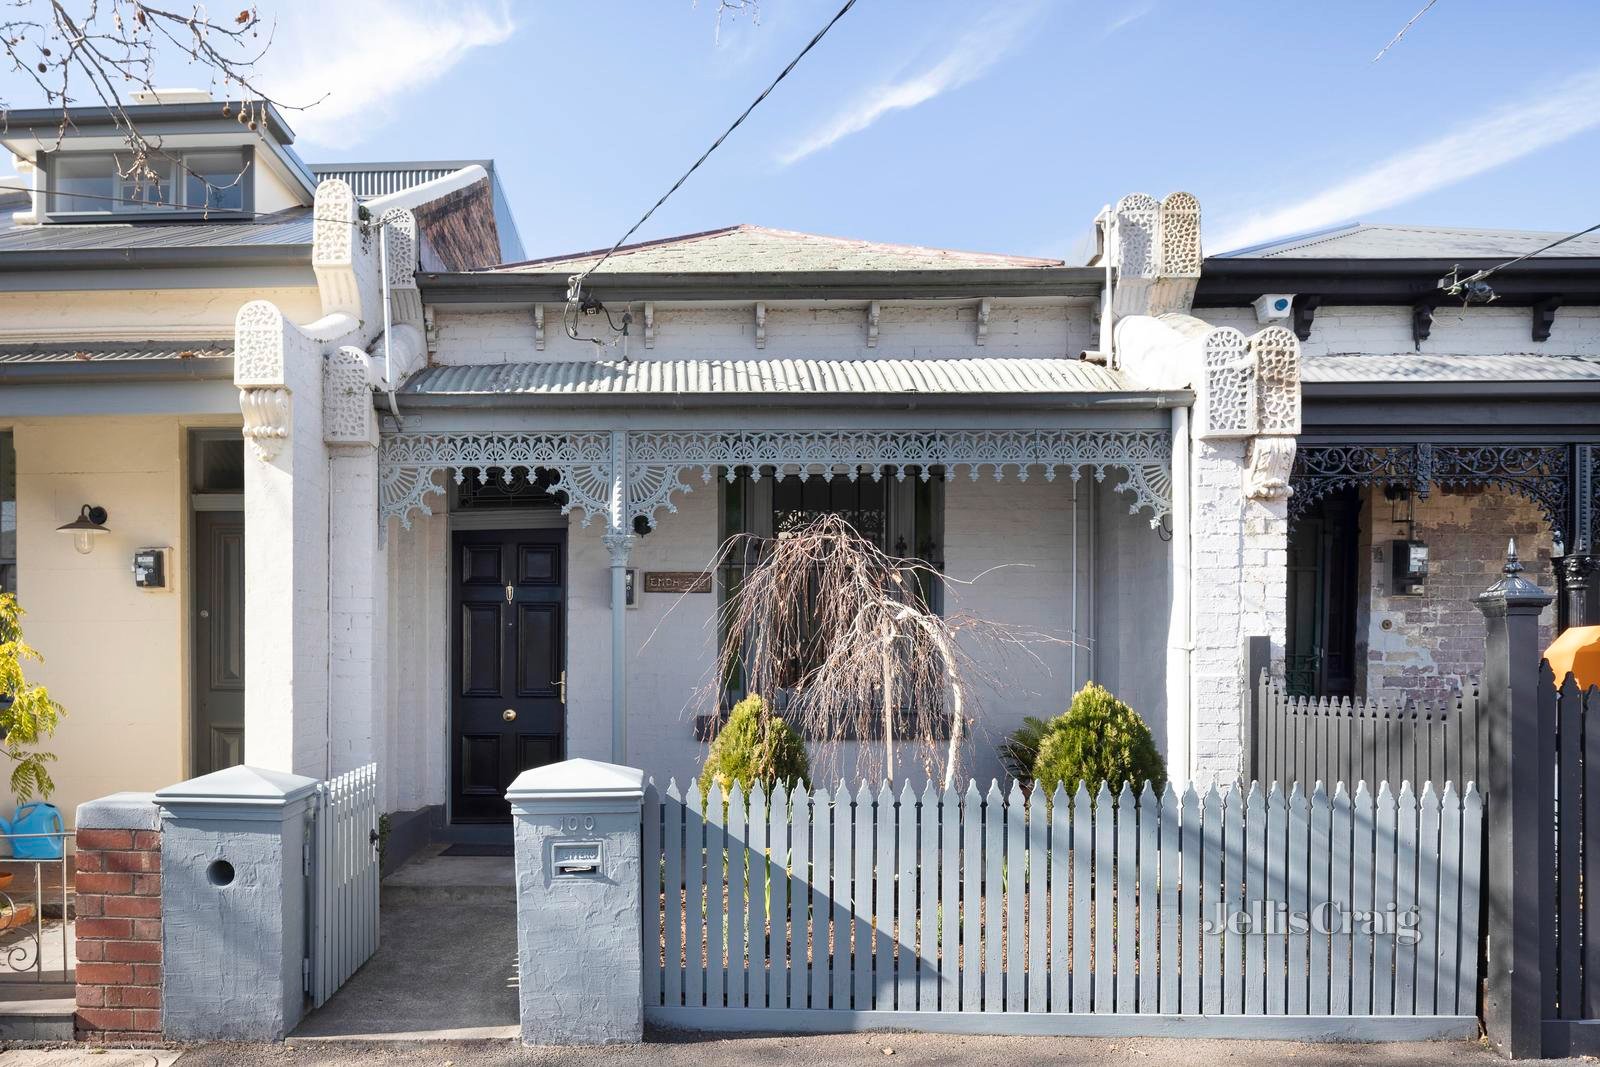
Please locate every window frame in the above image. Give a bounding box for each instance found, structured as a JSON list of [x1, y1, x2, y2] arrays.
[[42, 146, 255, 220], [1, 430, 16, 597]]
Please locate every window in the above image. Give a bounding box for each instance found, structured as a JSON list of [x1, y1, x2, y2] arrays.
[[717, 465, 944, 705], [1, 433, 15, 596], [48, 149, 251, 216], [190, 433, 244, 494]]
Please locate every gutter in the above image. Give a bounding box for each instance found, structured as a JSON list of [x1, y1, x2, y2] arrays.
[[0, 245, 311, 271], [388, 388, 1195, 411], [0, 357, 235, 385], [419, 267, 1106, 304], [1303, 379, 1600, 400]]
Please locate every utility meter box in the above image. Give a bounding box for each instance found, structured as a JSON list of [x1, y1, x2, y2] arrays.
[[132, 547, 170, 589], [1391, 539, 1429, 596]]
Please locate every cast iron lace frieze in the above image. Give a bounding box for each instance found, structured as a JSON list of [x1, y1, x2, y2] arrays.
[[378, 428, 1173, 533], [1290, 443, 1573, 545]]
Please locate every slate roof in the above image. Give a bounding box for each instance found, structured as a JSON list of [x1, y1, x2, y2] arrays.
[[400, 357, 1133, 399], [1217, 222, 1600, 260], [1303, 352, 1600, 384], [0, 340, 232, 363], [492, 225, 1063, 274]]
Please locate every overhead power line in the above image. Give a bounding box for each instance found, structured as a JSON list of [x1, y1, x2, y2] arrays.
[[1441, 220, 1600, 302], [1373, 0, 1442, 62], [565, 0, 859, 300]]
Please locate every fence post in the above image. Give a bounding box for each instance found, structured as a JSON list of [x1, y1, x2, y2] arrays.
[[153, 765, 320, 1042], [508, 757, 645, 1045], [1476, 541, 1554, 1059], [1243, 635, 1270, 782]]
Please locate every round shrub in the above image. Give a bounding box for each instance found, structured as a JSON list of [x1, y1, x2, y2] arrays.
[[999, 715, 1054, 784], [1031, 682, 1166, 796], [698, 694, 810, 797]]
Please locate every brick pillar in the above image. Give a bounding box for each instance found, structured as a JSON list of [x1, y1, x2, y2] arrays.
[[72, 792, 162, 1043]]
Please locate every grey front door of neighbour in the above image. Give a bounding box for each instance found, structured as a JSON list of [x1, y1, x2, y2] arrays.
[[450, 527, 566, 823], [193, 510, 245, 773]]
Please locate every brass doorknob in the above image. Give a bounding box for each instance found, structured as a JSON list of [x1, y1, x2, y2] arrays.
[[502, 708, 517, 722]]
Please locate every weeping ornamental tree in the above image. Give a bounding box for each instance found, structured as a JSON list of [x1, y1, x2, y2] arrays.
[[0, 595, 64, 802], [707, 513, 1059, 788]]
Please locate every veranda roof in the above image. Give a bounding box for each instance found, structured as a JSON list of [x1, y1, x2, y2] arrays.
[[396, 357, 1172, 407]]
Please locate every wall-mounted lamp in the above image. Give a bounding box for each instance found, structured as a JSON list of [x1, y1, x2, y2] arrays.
[[57, 505, 109, 555]]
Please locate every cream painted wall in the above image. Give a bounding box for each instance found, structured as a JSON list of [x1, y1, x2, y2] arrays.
[[8, 416, 195, 823], [0, 287, 321, 342]]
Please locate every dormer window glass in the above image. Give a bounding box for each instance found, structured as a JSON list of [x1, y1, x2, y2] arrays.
[[46, 147, 251, 217]]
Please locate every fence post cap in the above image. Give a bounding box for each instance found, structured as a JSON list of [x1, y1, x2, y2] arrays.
[[155, 765, 320, 818], [507, 758, 644, 812], [1475, 538, 1554, 615], [76, 791, 160, 832]]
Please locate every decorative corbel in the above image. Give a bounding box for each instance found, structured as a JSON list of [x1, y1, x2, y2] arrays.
[[533, 305, 545, 351], [1245, 436, 1297, 500], [1533, 296, 1563, 343], [1411, 300, 1437, 349], [240, 388, 291, 460], [643, 303, 656, 349], [754, 302, 767, 349], [976, 298, 991, 346], [1291, 295, 1321, 342], [866, 301, 880, 348]]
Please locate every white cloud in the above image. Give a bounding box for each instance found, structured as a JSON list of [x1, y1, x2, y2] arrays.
[[1102, 3, 1155, 39], [251, 0, 516, 146], [1211, 65, 1600, 252], [776, 4, 1041, 166]]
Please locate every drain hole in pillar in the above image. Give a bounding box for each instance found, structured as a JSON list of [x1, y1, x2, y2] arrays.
[[207, 859, 235, 887]]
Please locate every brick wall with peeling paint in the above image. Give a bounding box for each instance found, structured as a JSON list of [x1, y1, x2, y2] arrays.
[[1356, 486, 1556, 703]]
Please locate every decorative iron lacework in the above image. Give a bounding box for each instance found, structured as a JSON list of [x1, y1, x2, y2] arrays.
[[1290, 443, 1573, 544], [626, 429, 1172, 529], [378, 431, 613, 530], [378, 428, 1173, 532]]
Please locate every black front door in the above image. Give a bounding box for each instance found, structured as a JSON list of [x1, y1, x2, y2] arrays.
[[450, 527, 566, 822], [193, 510, 246, 773], [1286, 488, 1360, 697]]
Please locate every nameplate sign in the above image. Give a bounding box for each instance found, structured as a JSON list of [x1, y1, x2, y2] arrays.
[[643, 571, 713, 594]]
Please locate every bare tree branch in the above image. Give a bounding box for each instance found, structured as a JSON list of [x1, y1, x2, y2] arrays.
[[1, 1, 324, 205], [700, 514, 1076, 788]]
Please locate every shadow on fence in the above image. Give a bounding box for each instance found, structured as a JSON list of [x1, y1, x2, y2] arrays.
[[645, 776, 1481, 1035]]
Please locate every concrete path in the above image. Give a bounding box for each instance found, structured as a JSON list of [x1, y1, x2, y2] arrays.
[[289, 847, 520, 1042], [167, 1033, 1592, 1066]]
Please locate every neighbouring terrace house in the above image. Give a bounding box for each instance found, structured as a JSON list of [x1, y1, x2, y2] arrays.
[[1194, 224, 1600, 704], [0, 92, 521, 826]]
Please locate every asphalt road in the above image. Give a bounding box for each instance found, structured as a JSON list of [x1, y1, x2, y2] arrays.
[[164, 1032, 1594, 1066]]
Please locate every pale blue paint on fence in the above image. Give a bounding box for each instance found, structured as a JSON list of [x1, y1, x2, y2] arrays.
[[643, 777, 1483, 1038]]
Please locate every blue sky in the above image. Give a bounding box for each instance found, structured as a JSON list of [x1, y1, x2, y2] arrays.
[[12, 1, 1600, 261]]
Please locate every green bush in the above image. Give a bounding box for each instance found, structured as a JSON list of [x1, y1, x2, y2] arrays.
[[1031, 682, 1166, 797], [999, 715, 1053, 784], [698, 694, 810, 797]]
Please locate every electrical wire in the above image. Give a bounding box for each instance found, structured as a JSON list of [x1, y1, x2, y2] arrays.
[[1372, 0, 1441, 62], [565, 0, 858, 301], [1441, 220, 1600, 299]]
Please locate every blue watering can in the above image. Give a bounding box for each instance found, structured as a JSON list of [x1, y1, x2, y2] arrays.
[[1, 803, 64, 860]]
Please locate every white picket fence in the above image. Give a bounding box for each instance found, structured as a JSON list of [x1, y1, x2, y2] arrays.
[[644, 777, 1483, 1038], [307, 763, 381, 1008]]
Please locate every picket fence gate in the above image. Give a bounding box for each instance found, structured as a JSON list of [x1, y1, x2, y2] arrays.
[[307, 763, 381, 1008], [644, 776, 1482, 1038], [1252, 673, 1483, 796]]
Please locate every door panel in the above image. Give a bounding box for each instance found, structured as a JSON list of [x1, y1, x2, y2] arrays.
[[194, 511, 246, 774], [451, 528, 567, 823]]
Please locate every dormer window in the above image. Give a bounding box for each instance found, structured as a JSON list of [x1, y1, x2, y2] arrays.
[[45, 147, 252, 218]]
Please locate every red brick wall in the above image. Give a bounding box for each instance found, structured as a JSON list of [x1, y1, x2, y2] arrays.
[[73, 827, 161, 1042]]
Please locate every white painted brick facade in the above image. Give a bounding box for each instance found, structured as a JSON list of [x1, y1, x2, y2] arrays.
[[431, 301, 1094, 365], [1203, 304, 1600, 359]]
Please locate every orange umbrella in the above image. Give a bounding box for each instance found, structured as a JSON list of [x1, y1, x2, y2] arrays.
[[1546, 626, 1600, 690]]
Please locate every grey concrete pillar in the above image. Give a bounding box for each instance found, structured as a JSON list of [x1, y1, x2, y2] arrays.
[[508, 758, 645, 1046], [154, 765, 319, 1042], [1477, 541, 1555, 1060]]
